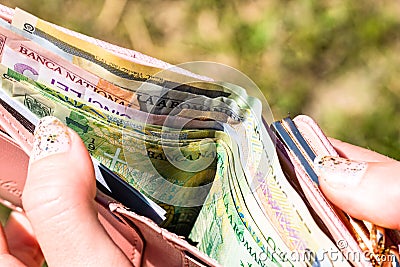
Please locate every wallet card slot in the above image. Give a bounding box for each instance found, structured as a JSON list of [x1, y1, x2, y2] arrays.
[[0, 86, 39, 127], [282, 117, 317, 162], [0, 96, 36, 133], [95, 160, 165, 225], [272, 118, 369, 267], [271, 120, 319, 184]]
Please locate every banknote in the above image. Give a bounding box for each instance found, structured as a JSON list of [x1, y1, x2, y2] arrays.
[[2, 65, 225, 131], [0, 4, 212, 82], [230, 121, 351, 266], [190, 140, 292, 267], [0, 60, 235, 134], [4, 8, 262, 141], [121, 134, 218, 236], [4, 16, 269, 142], [224, 138, 296, 266], [67, 57, 262, 117], [8, 9, 268, 113], [0, 17, 232, 100], [0, 73, 221, 236], [11, 8, 209, 87], [0, 19, 136, 104], [0, 20, 252, 125], [1, 66, 227, 147]]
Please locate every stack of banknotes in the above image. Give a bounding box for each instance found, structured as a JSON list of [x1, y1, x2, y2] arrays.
[[0, 6, 361, 267]]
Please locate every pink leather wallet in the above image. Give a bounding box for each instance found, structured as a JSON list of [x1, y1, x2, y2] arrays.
[[272, 116, 400, 267]]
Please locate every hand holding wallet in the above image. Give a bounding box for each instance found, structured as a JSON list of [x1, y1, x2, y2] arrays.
[[0, 104, 220, 266], [317, 138, 400, 231], [273, 116, 400, 266]]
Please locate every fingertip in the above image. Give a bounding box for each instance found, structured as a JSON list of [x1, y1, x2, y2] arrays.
[[22, 118, 130, 266], [24, 125, 96, 210], [318, 160, 400, 230]]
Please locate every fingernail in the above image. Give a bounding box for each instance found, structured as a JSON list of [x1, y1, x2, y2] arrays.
[[31, 116, 71, 162], [314, 156, 367, 188]]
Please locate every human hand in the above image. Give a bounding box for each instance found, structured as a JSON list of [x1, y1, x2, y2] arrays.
[[316, 138, 400, 230], [0, 116, 132, 267]]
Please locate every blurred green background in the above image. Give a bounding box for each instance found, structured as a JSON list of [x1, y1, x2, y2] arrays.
[[2, 0, 399, 160]]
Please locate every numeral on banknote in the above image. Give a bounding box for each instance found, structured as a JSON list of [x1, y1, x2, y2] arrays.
[[23, 23, 34, 33]]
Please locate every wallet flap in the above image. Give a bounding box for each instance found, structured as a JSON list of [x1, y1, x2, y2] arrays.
[[0, 128, 26, 211], [110, 203, 221, 267], [0, 98, 33, 154]]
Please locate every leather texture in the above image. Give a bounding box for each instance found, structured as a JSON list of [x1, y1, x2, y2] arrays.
[[0, 128, 26, 211]]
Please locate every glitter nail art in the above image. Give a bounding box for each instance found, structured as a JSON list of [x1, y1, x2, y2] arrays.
[[31, 116, 71, 162], [314, 156, 367, 188]]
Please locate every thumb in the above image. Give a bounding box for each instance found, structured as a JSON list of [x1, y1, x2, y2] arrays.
[[315, 156, 400, 230], [22, 116, 130, 266]]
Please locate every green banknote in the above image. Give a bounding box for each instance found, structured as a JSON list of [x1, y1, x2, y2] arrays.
[[0, 71, 221, 237], [189, 139, 290, 267]]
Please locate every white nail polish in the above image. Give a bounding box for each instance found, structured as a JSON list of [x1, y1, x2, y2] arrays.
[[31, 116, 71, 162], [314, 156, 367, 188]]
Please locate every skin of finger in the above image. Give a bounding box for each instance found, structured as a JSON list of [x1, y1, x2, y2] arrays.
[[319, 161, 400, 230], [22, 129, 131, 267], [0, 222, 9, 255], [0, 223, 26, 267], [4, 211, 44, 267], [0, 254, 27, 267], [328, 138, 396, 163]]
